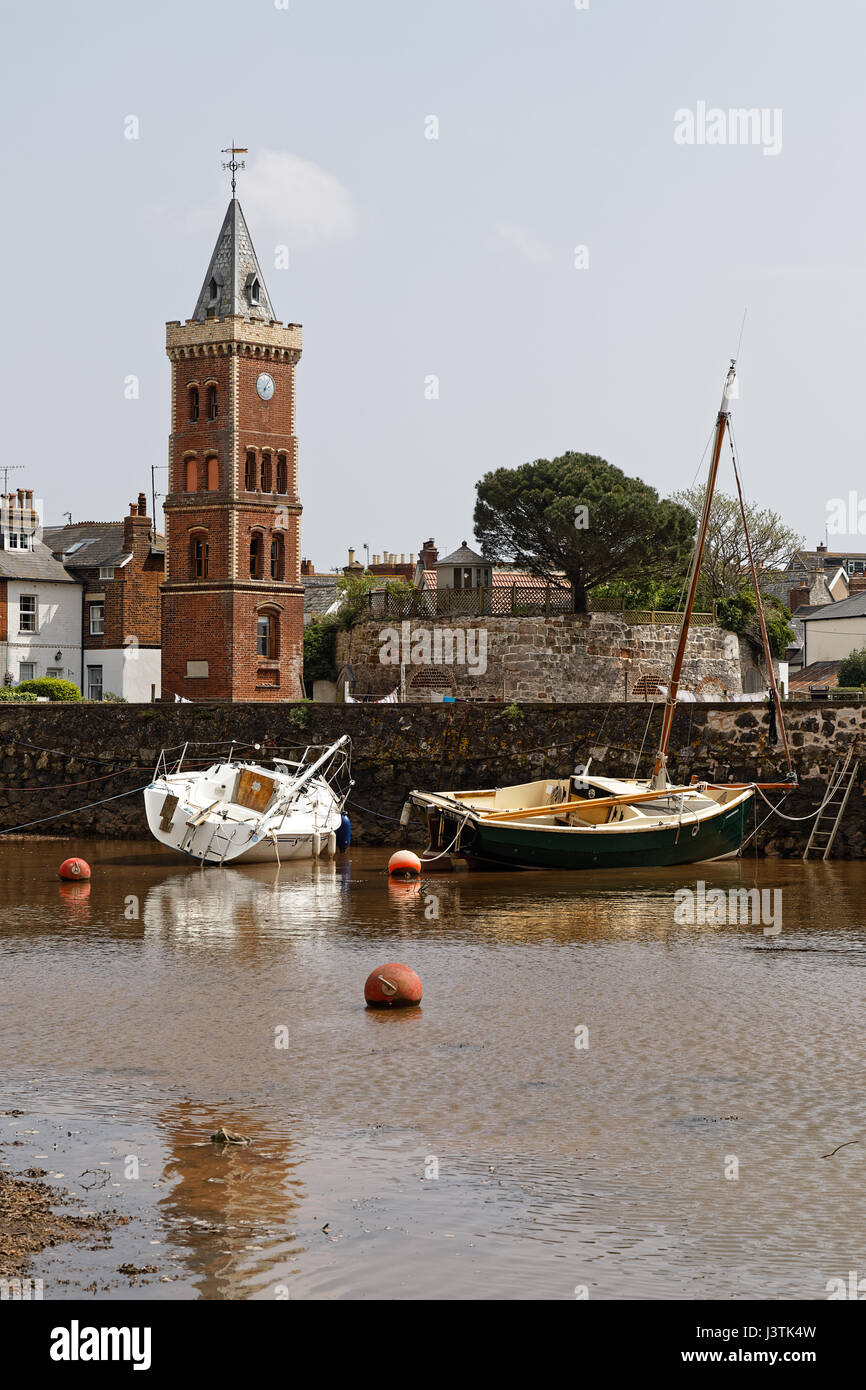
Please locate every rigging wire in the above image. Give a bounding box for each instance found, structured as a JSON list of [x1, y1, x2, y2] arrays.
[[727, 419, 794, 775]]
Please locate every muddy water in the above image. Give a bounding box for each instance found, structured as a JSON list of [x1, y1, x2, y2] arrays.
[[0, 839, 864, 1300]]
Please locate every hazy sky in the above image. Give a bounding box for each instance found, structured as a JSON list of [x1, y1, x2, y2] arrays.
[[4, 0, 865, 567]]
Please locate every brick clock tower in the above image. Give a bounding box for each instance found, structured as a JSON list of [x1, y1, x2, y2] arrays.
[[161, 187, 304, 702]]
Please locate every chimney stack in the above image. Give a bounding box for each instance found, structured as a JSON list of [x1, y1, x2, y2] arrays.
[[123, 492, 151, 555], [788, 585, 810, 612]]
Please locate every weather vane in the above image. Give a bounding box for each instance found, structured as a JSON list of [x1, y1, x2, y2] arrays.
[[221, 143, 248, 195]]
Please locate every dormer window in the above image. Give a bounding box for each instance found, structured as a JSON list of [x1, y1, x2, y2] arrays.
[[2, 529, 32, 552], [244, 271, 263, 309], [207, 277, 219, 307]]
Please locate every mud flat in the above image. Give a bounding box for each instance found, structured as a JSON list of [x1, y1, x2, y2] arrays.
[[0, 1153, 126, 1280]]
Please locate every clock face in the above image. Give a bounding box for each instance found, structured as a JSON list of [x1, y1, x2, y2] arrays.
[[256, 372, 275, 401]]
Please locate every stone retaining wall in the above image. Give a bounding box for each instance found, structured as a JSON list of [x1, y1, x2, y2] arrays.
[[0, 701, 862, 857], [335, 615, 762, 702]]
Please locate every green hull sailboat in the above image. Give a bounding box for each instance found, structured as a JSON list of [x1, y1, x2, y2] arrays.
[[409, 774, 754, 872], [409, 360, 794, 871]]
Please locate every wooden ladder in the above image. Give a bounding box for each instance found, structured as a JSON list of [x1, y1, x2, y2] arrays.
[[803, 759, 859, 860]]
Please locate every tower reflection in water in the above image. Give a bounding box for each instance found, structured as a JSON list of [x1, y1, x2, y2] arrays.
[[154, 1097, 304, 1300], [140, 863, 352, 1297]]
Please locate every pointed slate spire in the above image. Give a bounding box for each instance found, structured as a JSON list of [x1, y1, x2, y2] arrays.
[[191, 198, 276, 323]]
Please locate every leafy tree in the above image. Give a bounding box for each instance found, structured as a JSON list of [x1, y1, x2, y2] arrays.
[[335, 572, 416, 628], [837, 647, 866, 687], [589, 576, 694, 612], [303, 573, 418, 692], [303, 618, 338, 688], [715, 589, 794, 659], [671, 486, 803, 600], [474, 454, 695, 613]]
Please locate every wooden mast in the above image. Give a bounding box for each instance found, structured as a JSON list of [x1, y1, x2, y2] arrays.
[[651, 361, 737, 789]]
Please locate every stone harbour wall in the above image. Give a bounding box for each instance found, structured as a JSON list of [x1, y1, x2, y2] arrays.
[[0, 700, 863, 857], [336, 615, 763, 702]]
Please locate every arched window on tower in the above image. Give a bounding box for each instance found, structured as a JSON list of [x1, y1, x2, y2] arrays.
[[270, 534, 285, 581], [250, 533, 264, 579], [188, 386, 199, 422], [257, 610, 279, 658], [276, 454, 288, 494], [184, 457, 198, 492], [244, 450, 256, 491], [206, 456, 219, 491], [260, 452, 272, 492], [206, 384, 218, 420], [190, 532, 209, 579]]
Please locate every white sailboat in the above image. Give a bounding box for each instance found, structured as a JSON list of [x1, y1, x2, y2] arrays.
[[143, 735, 352, 865]]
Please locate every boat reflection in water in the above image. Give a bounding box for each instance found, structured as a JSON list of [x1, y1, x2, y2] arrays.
[[142, 859, 348, 951]]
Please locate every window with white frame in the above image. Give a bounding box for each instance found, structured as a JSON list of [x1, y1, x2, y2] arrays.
[[19, 663, 36, 681], [19, 595, 37, 632], [86, 666, 103, 701], [46, 668, 62, 679], [89, 602, 104, 636], [1, 529, 32, 552], [99, 566, 115, 580]]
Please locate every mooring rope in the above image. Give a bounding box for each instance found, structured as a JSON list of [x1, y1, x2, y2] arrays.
[[421, 813, 473, 862], [748, 751, 854, 823], [0, 784, 152, 836]]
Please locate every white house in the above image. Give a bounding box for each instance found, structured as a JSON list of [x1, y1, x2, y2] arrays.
[[800, 591, 866, 666], [0, 491, 82, 686]]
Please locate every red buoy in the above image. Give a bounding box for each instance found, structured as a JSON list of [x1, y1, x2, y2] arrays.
[[364, 962, 423, 1008], [58, 857, 91, 881], [388, 850, 422, 878]]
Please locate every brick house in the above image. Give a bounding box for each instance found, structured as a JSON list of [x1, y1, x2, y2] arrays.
[[44, 494, 164, 700]]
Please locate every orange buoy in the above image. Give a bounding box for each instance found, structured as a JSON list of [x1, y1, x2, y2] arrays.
[[58, 857, 91, 881], [364, 962, 423, 1008], [388, 850, 422, 879]]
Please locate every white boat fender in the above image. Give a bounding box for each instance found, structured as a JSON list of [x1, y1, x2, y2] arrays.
[[400, 801, 412, 826], [327, 831, 337, 857], [312, 832, 321, 857]]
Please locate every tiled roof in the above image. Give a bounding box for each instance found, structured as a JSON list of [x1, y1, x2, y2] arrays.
[[437, 543, 487, 566], [43, 521, 163, 570], [800, 591, 866, 621], [191, 198, 276, 324], [0, 538, 78, 583], [303, 575, 341, 620]]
